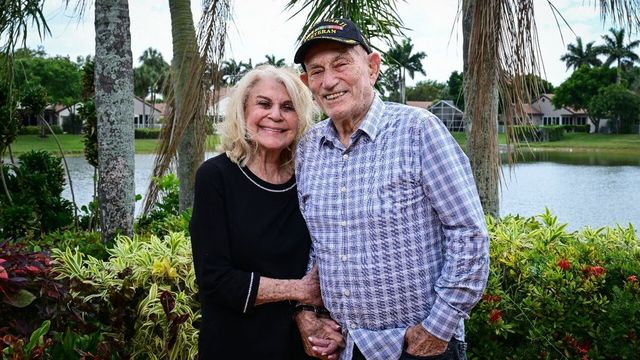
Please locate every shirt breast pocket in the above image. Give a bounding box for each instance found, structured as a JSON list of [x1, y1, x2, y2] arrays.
[[367, 167, 423, 216]]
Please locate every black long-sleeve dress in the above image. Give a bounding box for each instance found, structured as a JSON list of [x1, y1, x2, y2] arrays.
[[190, 153, 312, 359]]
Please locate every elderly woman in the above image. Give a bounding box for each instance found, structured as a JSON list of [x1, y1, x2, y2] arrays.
[[190, 65, 327, 359]]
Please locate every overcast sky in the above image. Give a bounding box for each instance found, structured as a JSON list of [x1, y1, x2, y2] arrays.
[[26, 0, 639, 87]]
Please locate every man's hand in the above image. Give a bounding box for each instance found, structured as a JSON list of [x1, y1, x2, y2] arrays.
[[295, 310, 344, 359], [297, 265, 323, 306], [404, 324, 448, 357]]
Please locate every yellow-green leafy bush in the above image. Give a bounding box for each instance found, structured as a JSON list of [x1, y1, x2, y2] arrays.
[[52, 232, 199, 359]]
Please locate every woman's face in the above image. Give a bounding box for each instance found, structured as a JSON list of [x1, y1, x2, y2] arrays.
[[244, 77, 299, 155]]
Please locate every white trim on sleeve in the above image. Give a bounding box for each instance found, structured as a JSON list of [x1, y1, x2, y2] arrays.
[[243, 272, 254, 313]]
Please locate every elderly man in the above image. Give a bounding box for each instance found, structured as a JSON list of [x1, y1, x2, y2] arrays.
[[292, 19, 490, 360]]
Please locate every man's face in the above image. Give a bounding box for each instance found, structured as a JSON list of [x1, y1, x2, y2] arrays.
[[301, 41, 380, 125]]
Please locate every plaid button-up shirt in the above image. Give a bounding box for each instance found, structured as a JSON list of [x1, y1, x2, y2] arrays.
[[295, 95, 489, 360]]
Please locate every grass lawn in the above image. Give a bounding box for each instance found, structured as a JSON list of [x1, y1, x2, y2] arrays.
[[452, 132, 640, 153], [520, 132, 640, 151], [9, 134, 221, 156], [9, 132, 640, 157]]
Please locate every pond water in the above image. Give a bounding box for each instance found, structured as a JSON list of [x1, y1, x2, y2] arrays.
[[55, 151, 639, 231], [500, 150, 640, 230]]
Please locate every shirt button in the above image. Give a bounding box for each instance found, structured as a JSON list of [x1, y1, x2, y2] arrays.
[[343, 289, 350, 296], [350, 322, 357, 329], [340, 186, 347, 193], [343, 154, 349, 160], [339, 221, 347, 227], [340, 255, 347, 262]]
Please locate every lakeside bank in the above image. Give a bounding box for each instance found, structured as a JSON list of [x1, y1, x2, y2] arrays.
[[8, 132, 640, 156]]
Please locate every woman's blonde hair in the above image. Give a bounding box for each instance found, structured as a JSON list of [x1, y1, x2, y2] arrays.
[[218, 65, 314, 170]]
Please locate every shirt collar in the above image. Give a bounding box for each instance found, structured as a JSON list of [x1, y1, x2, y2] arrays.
[[319, 94, 386, 147]]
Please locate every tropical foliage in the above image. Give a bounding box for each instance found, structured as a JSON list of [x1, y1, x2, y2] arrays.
[[466, 211, 640, 359], [596, 28, 640, 84], [52, 231, 200, 359], [284, 0, 405, 49], [0, 150, 74, 240], [133, 47, 170, 101], [405, 80, 447, 102], [553, 66, 617, 133], [589, 84, 640, 134], [560, 37, 603, 70], [382, 38, 427, 104], [221, 58, 253, 85]]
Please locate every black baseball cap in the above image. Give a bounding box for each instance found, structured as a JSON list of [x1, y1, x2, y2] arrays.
[[294, 19, 372, 66]]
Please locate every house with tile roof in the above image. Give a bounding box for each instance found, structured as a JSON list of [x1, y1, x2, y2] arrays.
[[521, 94, 606, 133]]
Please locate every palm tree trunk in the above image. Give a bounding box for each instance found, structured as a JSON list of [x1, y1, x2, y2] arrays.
[[463, 0, 500, 217], [400, 68, 406, 104], [463, 0, 472, 138], [168, 0, 203, 211], [94, 0, 135, 242]]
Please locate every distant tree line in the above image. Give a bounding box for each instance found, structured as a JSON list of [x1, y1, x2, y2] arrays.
[[555, 28, 640, 133]]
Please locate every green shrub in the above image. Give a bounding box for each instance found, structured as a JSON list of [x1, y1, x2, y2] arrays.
[[50, 125, 63, 134], [575, 124, 590, 133], [18, 124, 63, 135], [562, 124, 590, 133], [134, 128, 161, 139], [511, 125, 540, 142], [28, 230, 110, 260], [18, 125, 41, 135], [52, 232, 200, 359], [136, 174, 190, 237], [540, 125, 565, 141], [62, 114, 83, 134], [466, 210, 640, 359], [0, 150, 74, 240]]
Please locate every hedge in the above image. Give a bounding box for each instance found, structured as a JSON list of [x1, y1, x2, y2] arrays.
[[135, 128, 161, 139], [540, 125, 565, 141], [19, 125, 63, 135]]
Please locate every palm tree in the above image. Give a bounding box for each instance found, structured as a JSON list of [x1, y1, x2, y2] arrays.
[[221, 58, 244, 85], [265, 54, 286, 67], [94, 0, 135, 241], [560, 37, 602, 71], [134, 47, 169, 99], [383, 38, 427, 104], [143, 0, 230, 215], [167, 0, 204, 212], [596, 28, 640, 84], [461, 0, 555, 216], [240, 59, 254, 73]]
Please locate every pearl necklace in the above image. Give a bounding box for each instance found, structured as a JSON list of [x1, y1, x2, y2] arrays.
[[237, 164, 296, 193]]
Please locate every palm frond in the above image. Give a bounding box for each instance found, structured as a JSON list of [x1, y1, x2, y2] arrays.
[[284, 0, 407, 51], [463, 0, 545, 215], [0, 0, 50, 55], [594, 0, 640, 32], [142, 0, 230, 215]]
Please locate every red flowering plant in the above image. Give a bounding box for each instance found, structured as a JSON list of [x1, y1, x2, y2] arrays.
[[465, 211, 640, 359]]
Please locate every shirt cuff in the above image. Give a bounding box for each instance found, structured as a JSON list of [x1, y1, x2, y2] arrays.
[[422, 296, 467, 341], [242, 272, 260, 314]]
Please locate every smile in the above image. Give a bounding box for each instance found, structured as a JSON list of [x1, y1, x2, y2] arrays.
[[259, 126, 286, 133], [324, 91, 346, 101]]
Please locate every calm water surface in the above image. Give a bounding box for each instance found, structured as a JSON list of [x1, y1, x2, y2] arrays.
[[57, 151, 639, 231], [501, 151, 639, 229]]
